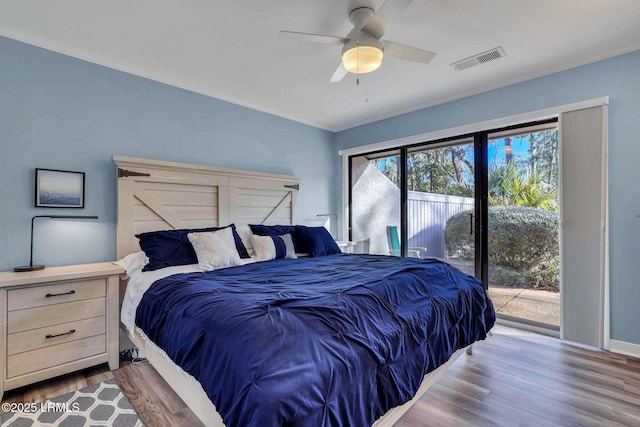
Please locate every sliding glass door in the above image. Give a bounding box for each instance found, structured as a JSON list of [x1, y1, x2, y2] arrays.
[[487, 124, 560, 328], [488, 123, 560, 329], [406, 139, 475, 275], [348, 119, 559, 332]]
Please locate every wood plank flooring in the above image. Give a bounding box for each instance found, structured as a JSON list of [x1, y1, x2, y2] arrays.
[[2, 325, 640, 426]]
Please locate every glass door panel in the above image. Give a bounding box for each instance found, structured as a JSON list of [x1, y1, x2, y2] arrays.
[[407, 139, 475, 275], [350, 151, 401, 255], [487, 124, 560, 328]]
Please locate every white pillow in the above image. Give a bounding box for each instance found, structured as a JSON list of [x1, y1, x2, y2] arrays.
[[252, 233, 298, 261], [113, 251, 148, 279], [188, 227, 242, 271]]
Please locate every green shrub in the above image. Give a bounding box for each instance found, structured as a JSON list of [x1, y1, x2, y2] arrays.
[[490, 266, 528, 287], [444, 210, 475, 260], [445, 206, 559, 288]]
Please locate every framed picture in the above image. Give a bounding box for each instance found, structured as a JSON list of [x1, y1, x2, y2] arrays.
[[35, 168, 85, 208]]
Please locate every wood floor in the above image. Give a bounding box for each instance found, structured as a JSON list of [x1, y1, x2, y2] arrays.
[[3, 325, 640, 426]]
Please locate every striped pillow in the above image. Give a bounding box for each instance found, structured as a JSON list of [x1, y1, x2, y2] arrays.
[[252, 234, 298, 261]]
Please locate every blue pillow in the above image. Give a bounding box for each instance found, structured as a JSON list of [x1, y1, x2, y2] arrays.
[[137, 224, 250, 271], [294, 226, 341, 256], [249, 224, 305, 253]]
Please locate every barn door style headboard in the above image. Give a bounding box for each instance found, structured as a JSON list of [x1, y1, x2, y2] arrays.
[[113, 156, 299, 259]]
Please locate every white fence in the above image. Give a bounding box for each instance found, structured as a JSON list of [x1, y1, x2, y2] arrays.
[[408, 191, 474, 257], [351, 161, 474, 256]]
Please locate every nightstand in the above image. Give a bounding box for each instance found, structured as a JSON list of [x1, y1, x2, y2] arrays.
[[0, 262, 123, 401]]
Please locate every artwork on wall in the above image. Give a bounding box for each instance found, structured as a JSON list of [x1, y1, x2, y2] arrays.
[[35, 168, 85, 208]]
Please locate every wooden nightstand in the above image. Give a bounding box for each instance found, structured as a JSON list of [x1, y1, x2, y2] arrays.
[[0, 262, 123, 401]]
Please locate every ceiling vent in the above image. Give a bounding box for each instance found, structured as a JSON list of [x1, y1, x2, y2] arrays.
[[451, 46, 506, 71]]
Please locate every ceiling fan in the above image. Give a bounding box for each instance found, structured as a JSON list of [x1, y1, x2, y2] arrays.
[[279, 0, 436, 83]]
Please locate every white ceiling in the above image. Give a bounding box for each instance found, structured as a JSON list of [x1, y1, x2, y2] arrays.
[[1, 0, 640, 132]]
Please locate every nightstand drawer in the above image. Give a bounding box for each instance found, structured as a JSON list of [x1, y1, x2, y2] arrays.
[[7, 316, 106, 356], [7, 334, 106, 378], [7, 278, 106, 311], [7, 298, 106, 334]]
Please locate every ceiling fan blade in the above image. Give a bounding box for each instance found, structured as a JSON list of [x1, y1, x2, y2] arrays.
[[361, 0, 414, 39], [383, 40, 436, 63], [279, 30, 347, 46], [330, 63, 348, 83]]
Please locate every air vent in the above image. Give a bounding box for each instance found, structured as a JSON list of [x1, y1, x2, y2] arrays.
[[451, 47, 506, 71]]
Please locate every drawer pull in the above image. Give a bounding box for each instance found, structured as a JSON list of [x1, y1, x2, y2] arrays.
[[45, 329, 76, 339], [45, 290, 76, 298]]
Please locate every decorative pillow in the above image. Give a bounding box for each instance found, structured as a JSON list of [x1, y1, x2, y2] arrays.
[[188, 228, 242, 271], [252, 233, 298, 261], [249, 224, 303, 252], [295, 226, 341, 257], [137, 224, 249, 271], [236, 224, 256, 257]]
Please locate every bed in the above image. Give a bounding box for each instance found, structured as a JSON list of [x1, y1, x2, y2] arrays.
[[114, 156, 495, 427]]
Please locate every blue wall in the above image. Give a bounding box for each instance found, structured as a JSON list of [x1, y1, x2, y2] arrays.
[[0, 36, 337, 271], [335, 50, 640, 346]]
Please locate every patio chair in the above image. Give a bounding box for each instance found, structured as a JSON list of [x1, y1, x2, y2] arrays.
[[386, 226, 426, 258]]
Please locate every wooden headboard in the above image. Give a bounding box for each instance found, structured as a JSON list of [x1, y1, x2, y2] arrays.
[[113, 156, 299, 259]]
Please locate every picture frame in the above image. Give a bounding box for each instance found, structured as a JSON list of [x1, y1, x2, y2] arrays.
[[35, 168, 85, 208]]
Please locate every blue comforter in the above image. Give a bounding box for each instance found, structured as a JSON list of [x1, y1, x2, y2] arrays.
[[136, 254, 495, 427]]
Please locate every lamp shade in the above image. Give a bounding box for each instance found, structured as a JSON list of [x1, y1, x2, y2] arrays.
[[341, 45, 383, 74]]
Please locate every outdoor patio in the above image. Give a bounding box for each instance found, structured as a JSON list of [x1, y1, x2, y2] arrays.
[[440, 258, 560, 327], [489, 286, 559, 326]]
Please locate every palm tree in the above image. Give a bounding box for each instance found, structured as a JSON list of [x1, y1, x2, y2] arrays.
[[488, 163, 558, 211]]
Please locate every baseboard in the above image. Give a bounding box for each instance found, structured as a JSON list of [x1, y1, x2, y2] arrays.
[[609, 339, 640, 358]]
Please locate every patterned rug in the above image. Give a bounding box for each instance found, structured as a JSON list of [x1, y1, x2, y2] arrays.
[[1, 379, 144, 426]]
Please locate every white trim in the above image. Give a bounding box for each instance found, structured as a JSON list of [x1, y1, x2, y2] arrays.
[[338, 96, 609, 157], [341, 155, 350, 243], [599, 105, 608, 349], [610, 339, 640, 359]]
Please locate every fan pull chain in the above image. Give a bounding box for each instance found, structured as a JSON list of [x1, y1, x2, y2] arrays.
[[364, 79, 368, 103], [356, 42, 360, 86], [353, 41, 367, 101], [356, 74, 368, 102]]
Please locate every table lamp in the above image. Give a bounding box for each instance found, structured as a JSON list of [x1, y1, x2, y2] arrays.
[[14, 215, 99, 272]]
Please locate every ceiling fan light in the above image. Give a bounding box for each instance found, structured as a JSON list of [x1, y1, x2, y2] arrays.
[[342, 45, 383, 74]]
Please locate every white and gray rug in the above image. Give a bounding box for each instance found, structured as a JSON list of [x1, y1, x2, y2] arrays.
[[1, 379, 144, 426]]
